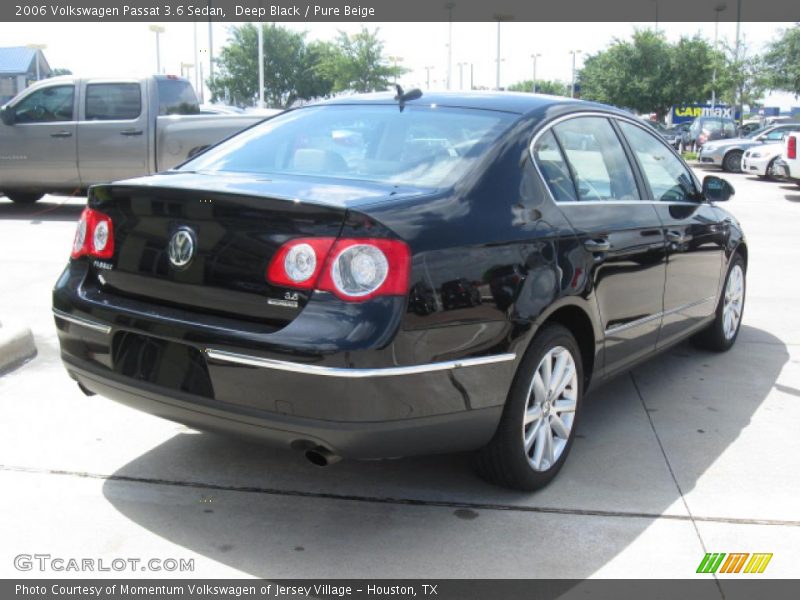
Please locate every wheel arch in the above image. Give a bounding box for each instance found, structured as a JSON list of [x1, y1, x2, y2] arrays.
[[521, 298, 600, 391]]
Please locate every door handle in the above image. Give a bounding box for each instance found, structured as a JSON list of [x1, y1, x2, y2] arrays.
[[583, 239, 611, 253], [50, 130, 72, 138], [119, 128, 143, 136]]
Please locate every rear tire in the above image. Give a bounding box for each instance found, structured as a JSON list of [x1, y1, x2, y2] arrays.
[[4, 192, 43, 204], [692, 254, 746, 352], [722, 150, 743, 173], [476, 324, 583, 491]]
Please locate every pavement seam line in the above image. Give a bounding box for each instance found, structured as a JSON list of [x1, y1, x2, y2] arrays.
[[2, 463, 799, 528], [629, 371, 724, 599]]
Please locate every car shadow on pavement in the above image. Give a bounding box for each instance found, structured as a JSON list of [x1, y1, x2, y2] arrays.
[[102, 325, 788, 578], [0, 197, 85, 222]]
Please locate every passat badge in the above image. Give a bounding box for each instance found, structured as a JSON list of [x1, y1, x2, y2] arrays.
[[168, 227, 196, 268]]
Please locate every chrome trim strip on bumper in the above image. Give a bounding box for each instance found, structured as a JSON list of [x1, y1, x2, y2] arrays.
[[52, 309, 112, 335], [604, 296, 716, 337], [205, 348, 517, 378]]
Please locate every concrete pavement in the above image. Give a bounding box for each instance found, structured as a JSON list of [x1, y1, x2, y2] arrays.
[[0, 172, 798, 580]]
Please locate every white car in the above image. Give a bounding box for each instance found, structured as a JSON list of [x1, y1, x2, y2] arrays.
[[741, 142, 786, 179]]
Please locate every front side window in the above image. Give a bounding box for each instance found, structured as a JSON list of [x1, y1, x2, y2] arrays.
[[618, 121, 698, 202], [532, 130, 577, 202], [181, 104, 516, 188], [552, 116, 639, 201], [85, 83, 142, 120], [13, 85, 75, 123]]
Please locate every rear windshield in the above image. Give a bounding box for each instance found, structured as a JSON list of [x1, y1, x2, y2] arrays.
[[179, 104, 517, 187], [157, 79, 199, 115]]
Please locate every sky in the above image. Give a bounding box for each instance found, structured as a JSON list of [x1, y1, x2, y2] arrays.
[[2, 20, 798, 109]]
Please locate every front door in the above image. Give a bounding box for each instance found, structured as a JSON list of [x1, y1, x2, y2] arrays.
[[77, 80, 148, 186], [616, 120, 725, 348], [0, 83, 78, 189]]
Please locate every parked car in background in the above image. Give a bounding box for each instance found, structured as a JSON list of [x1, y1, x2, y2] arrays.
[[775, 131, 800, 186], [741, 142, 786, 179], [686, 116, 738, 150], [0, 75, 265, 203], [663, 122, 690, 150], [698, 123, 800, 172], [52, 92, 747, 491]]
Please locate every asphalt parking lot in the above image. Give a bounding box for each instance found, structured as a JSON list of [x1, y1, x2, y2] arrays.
[[0, 169, 798, 583]]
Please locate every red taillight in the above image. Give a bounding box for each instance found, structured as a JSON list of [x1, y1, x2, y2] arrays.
[[788, 135, 797, 160], [266, 237, 410, 302], [266, 237, 336, 290], [71, 208, 114, 259]]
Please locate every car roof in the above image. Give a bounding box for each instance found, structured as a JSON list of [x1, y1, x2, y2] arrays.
[[317, 91, 624, 118]]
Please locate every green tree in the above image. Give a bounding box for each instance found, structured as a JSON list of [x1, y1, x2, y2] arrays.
[[579, 30, 721, 119], [763, 24, 800, 96], [208, 23, 333, 108], [50, 68, 72, 76], [320, 27, 406, 93], [579, 29, 674, 118], [507, 79, 568, 96]]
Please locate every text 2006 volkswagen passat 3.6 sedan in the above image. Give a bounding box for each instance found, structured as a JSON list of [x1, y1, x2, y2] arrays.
[[53, 90, 747, 490]]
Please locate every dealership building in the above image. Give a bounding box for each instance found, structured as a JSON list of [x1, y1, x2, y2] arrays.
[[0, 46, 51, 104]]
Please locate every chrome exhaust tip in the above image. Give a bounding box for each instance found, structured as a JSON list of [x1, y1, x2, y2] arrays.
[[304, 446, 341, 467]]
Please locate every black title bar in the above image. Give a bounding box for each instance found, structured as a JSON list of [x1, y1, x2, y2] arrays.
[[4, 0, 800, 22]]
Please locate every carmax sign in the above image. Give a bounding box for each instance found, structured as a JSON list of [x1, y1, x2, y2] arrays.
[[672, 104, 741, 123]]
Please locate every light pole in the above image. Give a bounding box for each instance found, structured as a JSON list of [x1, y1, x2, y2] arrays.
[[149, 25, 165, 74], [470, 62, 474, 90], [457, 62, 466, 90], [26, 44, 46, 80], [445, 2, 455, 90], [257, 23, 265, 108], [193, 21, 199, 92], [733, 0, 742, 123], [651, 0, 659, 34], [493, 14, 513, 90], [530, 53, 541, 93], [425, 66, 434, 90], [569, 50, 582, 98], [711, 3, 726, 109], [389, 56, 403, 85]]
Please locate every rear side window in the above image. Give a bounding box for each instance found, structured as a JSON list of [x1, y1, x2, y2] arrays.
[[552, 117, 639, 201], [157, 79, 199, 115], [85, 83, 141, 120], [532, 130, 577, 202]]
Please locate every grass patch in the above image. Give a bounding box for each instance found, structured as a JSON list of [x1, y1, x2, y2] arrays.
[[682, 151, 698, 161]]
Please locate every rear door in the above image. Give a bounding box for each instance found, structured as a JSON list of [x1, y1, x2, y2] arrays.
[[0, 83, 78, 189], [616, 120, 725, 347], [535, 116, 667, 376], [77, 80, 148, 186]]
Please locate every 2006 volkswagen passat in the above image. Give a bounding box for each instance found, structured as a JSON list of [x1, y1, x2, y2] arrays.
[[53, 92, 747, 490]]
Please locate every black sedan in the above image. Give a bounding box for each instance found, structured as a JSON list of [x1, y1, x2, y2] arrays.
[[53, 92, 747, 491]]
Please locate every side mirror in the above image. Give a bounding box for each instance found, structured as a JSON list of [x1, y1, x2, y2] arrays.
[[0, 105, 15, 126], [703, 175, 735, 202]]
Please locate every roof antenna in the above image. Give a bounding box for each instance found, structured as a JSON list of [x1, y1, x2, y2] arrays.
[[394, 84, 422, 112]]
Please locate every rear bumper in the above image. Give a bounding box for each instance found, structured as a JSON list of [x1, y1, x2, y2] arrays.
[[65, 357, 503, 459], [53, 263, 517, 459]]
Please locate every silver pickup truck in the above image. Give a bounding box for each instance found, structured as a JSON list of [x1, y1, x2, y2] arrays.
[[0, 75, 269, 203]]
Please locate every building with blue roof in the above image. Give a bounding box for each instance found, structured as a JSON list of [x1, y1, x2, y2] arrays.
[[0, 46, 51, 103]]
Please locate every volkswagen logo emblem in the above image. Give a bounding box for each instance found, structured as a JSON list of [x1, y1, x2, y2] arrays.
[[167, 227, 196, 269]]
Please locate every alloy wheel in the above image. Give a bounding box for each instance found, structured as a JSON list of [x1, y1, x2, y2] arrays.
[[522, 346, 578, 471], [723, 264, 744, 340]]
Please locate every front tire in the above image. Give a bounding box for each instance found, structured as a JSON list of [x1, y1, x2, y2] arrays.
[[692, 254, 746, 352], [722, 150, 743, 173], [476, 324, 583, 491]]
